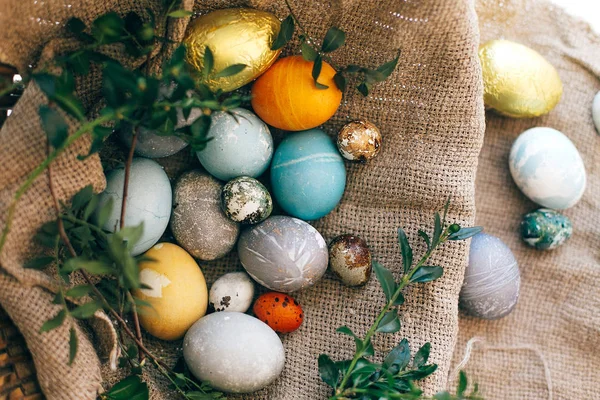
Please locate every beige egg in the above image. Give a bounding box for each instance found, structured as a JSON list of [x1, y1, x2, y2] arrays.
[[134, 243, 208, 341]]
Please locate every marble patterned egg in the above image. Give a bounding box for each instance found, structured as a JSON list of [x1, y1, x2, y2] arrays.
[[252, 292, 304, 333], [209, 272, 255, 313], [237, 216, 328, 292], [221, 176, 272, 224], [134, 243, 208, 341], [509, 127, 586, 209], [329, 234, 372, 286], [459, 233, 520, 320], [183, 312, 285, 393], [95, 158, 171, 256], [479, 39, 562, 118], [593, 91, 600, 134], [520, 208, 572, 250], [196, 108, 273, 181], [171, 170, 240, 260], [271, 129, 346, 221], [337, 119, 382, 162]]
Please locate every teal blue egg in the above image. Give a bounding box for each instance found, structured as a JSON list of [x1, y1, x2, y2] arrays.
[[196, 108, 273, 181], [520, 208, 572, 250], [270, 129, 346, 220]]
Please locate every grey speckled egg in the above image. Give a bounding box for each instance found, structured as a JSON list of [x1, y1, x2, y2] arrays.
[[183, 312, 285, 393], [329, 234, 372, 286], [95, 158, 171, 256], [171, 171, 240, 260], [237, 216, 328, 292], [209, 272, 255, 312], [459, 233, 520, 320], [521, 208, 572, 250], [221, 176, 272, 224]]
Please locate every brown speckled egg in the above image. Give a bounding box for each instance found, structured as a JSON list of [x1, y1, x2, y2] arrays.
[[253, 292, 303, 333], [171, 170, 240, 260], [337, 119, 382, 162], [329, 234, 372, 286]]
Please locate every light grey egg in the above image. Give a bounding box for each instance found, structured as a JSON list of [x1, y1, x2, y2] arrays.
[[183, 312, 285, 393], [459, 233, 520, 320], [237, 216, 328, 292], [95, 158, 172, 256], [209, 272, 255, 312], [171, 170, 240, 260]]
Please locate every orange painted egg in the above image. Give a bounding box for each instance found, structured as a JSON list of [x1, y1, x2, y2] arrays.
[[252, 292, 304, 333], [251, 55, 342, 131]]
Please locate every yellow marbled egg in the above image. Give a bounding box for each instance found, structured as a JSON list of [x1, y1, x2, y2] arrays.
[[134, 243, 208, 341], [183, 8, 281, 92], [479, 39, 562, 118]]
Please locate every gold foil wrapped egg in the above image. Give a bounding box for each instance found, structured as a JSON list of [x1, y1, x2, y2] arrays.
[[479, 39, 563, 118], [183, 8, 282, 92], [337, 119, 382, 162]]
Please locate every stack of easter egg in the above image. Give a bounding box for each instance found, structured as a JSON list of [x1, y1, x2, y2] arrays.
[[93, 7, 384, 394], [458, 40, 588, 321]]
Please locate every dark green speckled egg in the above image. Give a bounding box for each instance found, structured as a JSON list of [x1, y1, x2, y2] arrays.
[[520, 208, 572, 250]]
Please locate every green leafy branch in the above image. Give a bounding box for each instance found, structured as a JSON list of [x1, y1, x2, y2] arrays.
[[318, 200, 483, 399], [271, 0, 400, 95]]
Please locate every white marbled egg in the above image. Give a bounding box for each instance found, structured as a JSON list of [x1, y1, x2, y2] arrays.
[[509, 127, 586, 209], [209, 272, 255, 312], [95, 158, 172, 256], [183, 312, 285, 393], [593, 91, 600, 135]]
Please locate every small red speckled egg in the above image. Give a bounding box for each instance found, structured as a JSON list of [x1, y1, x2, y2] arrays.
[[253, 292, 304, 333]]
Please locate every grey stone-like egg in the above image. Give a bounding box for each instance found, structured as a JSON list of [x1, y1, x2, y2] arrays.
[[171, 170, 240, 260], [238, 216, 328, 292], [459, 233, 520, 320], [221, 176, 272, 224], [183, 312, 285, 393], [209, 272, 255, 312], [329, 234, 372, 286]]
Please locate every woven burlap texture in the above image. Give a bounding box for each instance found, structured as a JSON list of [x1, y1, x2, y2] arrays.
[[0, 0, 486, 398], [448, 1, 600, 399]]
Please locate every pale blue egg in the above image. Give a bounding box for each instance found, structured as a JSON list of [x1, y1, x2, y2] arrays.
[[270, 129, 346, 220], [196, 108, 273, 181], [509, 127, 586, 209]]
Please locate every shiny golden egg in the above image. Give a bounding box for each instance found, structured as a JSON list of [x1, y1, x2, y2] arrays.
[[479, 39, 563, 118], [183, 8, 282, 92]]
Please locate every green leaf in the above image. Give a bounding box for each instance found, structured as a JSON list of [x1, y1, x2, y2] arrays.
[[39, 105, 69, 148], [96, 197, 114, 228], [418, 229, 431, 250], [372, 261, 397, 302], [336, 326, 364, 354], [66, 17, 86, 35], [202, 47, 214, 79], [350, 358, 378, 387], [40, 309, 66, 333], [357, 82, 370, 96], [376, 50, 401, 79], [397, 227, 413, 274], [214, 64, 247, 78], [83, 194, 99, 221], [65, 285, 92, 298], [106, 375, 144, 399], [92, 12, 125, 44], [383, 338, 410, 373], [271, 15, 294, 51], [401, 364, 438, 380], [71, 185, 94, 211], [53, 291, 64, 305], [333, 72, 346, 92], [413, 342, 430, 368], [167, 9, 193, 18], [315, 81, 329, 90], [377, 309, 400, 333], [410, 265, 443, 283], [361, 338, 374, 357], [457, 370, 467, 396], [62, 257, 114, 275], [24, 256, 55, 270], [301, 42, 318, 61], [448, 226, 483, 241], [318, 354, 339, 388], [433, 212, 442, 245], [70, 301, 101, 319], [54, 93, 86, 121], [321, 26, 346, 52], [312, 55, 324, 88], [365, 69, 387, 83], [118, 224, 144, 250], [433, 392, 452, 400], [68, 327, 78, 365]]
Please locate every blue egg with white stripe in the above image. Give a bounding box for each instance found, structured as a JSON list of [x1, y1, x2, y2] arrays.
[[270, 129, 346, 220]]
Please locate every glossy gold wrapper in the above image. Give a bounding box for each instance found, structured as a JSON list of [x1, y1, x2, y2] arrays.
[[183, 8, 281, 92], [479, 39, 563, 118]]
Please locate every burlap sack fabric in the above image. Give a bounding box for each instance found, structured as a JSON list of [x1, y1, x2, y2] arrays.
[[448, 1, 600, 399]]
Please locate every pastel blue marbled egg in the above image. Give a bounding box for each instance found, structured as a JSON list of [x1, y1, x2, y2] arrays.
[[509, 127, 586, 210], [270, 129, 346, 220], [196, 108, 273, 181]]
